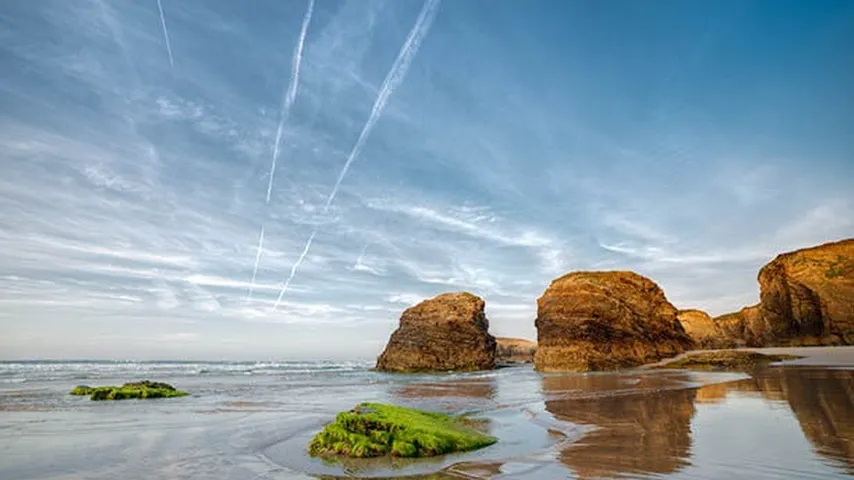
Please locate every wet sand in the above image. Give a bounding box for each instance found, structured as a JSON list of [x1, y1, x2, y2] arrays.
[[644, 345, 854, 369], [2, 355, 854, 479]]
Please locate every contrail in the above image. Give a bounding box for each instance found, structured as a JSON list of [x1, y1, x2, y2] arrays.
[[246, 225, 265, 301], [323, 0, 441, 211], [270, 0, 440, 311], [265, 0, 315, 204], [156, 0, 174, 68], [272, 229, 316, 310]]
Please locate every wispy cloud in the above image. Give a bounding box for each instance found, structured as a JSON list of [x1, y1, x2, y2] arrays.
[[1, 0, 852, 359]]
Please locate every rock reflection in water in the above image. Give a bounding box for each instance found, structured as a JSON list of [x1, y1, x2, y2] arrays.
[[699, 368, 854, 473], [542, 372, 697, 478], [393, 378, 497, 400]]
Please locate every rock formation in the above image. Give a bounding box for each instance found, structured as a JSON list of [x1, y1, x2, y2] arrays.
[[534, 271, 694, 372], [495, 337, 537, 363], [677, 309, 735, 348], [714, 239, 854, 346], [376, 292, 496, 372]]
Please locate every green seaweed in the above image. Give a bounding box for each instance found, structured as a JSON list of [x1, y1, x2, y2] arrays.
[[69, 381, 188, 401], [70, 385, 94, 396], [308, 403, 497, 459], [657, 351, 803, 371]]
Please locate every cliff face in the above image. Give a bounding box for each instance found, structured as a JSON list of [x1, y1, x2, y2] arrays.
[[534, 271, 694, 372], [375, 292, 496, 372], [757, 239, 854, 345], [495, 337, 537, 363], [713, 239, 854, 347], [677, 309, 737, 349]]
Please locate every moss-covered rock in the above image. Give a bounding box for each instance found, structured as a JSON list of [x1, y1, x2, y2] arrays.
[[69, 380, 188, 400], [70, 385, 94, 396], [655, 351, 802, 371], [308, 403, 496, 459]]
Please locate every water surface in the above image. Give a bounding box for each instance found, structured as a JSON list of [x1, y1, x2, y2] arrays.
[[1, 360, 852, 479]]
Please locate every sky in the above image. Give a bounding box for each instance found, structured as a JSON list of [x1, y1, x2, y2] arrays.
[[1, 0, 852, 360]]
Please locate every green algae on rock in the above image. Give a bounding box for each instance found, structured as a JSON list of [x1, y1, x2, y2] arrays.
[[69, 381, 188, 400], [308, 403, 496, 459], [655, 351, 802, 371]]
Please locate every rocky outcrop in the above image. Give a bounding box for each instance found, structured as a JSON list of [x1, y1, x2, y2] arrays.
[[534, 271, 694, 372], [495, 337, 537, 363], [376, 292, 496, 372], [756, 239, 854, 345], [714, 239, 854, 346], [677, 309, 735, 348]]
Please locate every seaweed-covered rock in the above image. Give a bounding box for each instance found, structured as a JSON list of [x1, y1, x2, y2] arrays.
[[534, 271, 694, 372], [69, 381, 188, 401], [308, 403, 496, 458], [376, 292, 496, 372], [495, 337, 537, 363], [654, 350, 802, 371]]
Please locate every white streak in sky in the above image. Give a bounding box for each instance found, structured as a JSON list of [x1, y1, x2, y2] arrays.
[[323, 0, 441, 211], [246, 225, 265, 301], [156, 0, 174, 68], [355, 243, 369, 265], [272, 229, 316, 310], [265, 0, 315, 204], [271, 0, 441, 310]]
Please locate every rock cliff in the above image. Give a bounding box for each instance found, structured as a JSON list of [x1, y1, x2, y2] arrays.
[[376, 292, 496, 372], [713, 239, 854, 346], [534, 271, 694, 372]]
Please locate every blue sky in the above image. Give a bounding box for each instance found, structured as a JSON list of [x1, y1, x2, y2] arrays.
[[1, 0, 852, 360]]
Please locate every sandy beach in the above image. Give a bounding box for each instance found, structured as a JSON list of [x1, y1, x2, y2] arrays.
[[1, 354, 853, 479]]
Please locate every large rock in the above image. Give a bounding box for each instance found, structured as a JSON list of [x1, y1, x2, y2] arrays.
[[677, 309, 733, 349], [712, 305, 764, 347], [376, 292, 496, 372], [757, 239, 854, 345], [495, 337, 537, 363], [715, 239, 854, 346], [534, 271, 694, 372]]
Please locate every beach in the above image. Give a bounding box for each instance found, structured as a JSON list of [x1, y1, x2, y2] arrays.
[[1, 347, 853, 479]]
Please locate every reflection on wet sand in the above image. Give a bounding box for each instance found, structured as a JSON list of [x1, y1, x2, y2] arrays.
[[393, 378, 497, 400], [542, 373, 697, 478], [699, 368, 854, 473]]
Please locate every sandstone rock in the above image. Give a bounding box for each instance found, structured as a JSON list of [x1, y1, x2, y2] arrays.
[[715, 239, 854, 346], [757, 238, 854, 345], [495, 337, 537, 363], [712, 305, 764, 347], [376, 292, 496, 372], [677, 309, 733, 349], [534, 271, 694, 372]]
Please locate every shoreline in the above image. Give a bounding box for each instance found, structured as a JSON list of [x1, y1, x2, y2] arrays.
[[642, 345, 854, 369]]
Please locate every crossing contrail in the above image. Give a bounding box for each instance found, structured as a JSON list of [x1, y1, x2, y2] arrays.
[[323, 0, 441, 211], [272, 229, 316, 310], [155, 0, 174, 67], [246, 225, 265, 301], [265, 0, 315, 204], [270, 0, 441, 311]]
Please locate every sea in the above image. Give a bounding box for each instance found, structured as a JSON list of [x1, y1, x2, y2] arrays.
[[1, 355, 853, 479]]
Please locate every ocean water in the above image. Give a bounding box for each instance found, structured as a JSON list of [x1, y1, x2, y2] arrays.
[[1, 360, 853, 479]]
